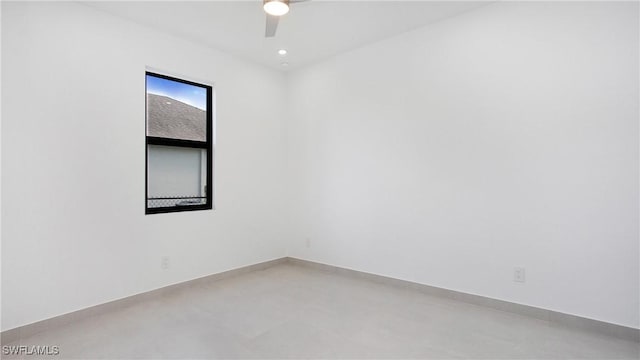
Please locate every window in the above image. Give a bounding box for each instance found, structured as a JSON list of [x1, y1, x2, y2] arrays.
[[145, 72, 213, 214]]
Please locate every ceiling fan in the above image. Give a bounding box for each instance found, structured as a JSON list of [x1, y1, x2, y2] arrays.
[[263, 0, 306, 37]]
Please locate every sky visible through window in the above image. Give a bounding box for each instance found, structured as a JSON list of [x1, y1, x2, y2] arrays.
[[146, 74, 207, 110]]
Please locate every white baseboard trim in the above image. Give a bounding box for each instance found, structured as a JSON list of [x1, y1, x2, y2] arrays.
[[2, 256, 637, 344], [1, 257, 287, 345], [287, 257, 639, 343]]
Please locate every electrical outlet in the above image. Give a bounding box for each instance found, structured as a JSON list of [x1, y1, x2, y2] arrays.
[[161, 256, 170, 270], [305, 237, 311, 248], [514, 267, 525, 283]]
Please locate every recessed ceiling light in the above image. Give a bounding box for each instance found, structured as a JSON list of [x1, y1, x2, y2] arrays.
[[281, 62, 289, 67], [278, 49, 288, 56]]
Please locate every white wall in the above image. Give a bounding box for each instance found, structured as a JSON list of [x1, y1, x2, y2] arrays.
[[1, 2, 288, 331], [286, 2, 639, 328]]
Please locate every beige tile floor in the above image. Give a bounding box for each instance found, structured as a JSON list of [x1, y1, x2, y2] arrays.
[[3, 263, 639, 359]]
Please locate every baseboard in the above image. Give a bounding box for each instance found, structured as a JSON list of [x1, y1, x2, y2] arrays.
[[1, 257, 287, 345], [3, 256, 638, 345], [285, 257, 640, 343]]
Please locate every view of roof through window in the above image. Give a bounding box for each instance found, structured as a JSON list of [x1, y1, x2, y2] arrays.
[[146, 74, 207, 142]]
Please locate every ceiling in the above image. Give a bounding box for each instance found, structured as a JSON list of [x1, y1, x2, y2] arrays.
[[84, 1, 491, 71]]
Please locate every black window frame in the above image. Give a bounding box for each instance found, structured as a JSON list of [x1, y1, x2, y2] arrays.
[[145, 71, 213, 215]]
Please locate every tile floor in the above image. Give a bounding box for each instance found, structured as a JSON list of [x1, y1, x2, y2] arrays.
[[3, 263, 639, 359]]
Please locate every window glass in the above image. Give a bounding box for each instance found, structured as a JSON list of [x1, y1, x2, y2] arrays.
[[145, 72, 213, 214], [147, 145, 207, 208], [146, 75, 207, 141]]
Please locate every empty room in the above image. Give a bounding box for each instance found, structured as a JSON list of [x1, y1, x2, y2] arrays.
[[1, 0, 639, 359]]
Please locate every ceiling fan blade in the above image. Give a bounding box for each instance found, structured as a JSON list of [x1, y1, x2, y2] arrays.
[[265, 14, 279, 37]]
